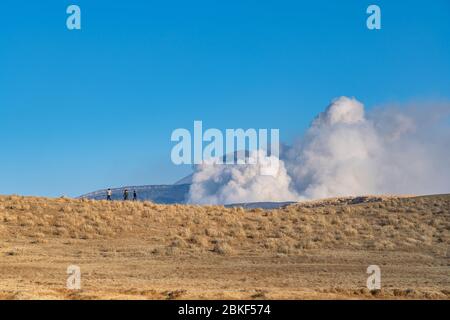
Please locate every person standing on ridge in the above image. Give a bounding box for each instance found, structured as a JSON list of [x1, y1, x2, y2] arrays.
[[133, 190, 137, 201], [106, 188, 112, 201], [123, 189, 129, 201]]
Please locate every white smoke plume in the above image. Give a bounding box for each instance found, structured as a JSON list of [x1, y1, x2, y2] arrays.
[[188, 96, 450, 204], [188, 150, 298, 205]]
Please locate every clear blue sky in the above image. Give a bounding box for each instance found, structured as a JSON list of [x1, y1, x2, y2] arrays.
[[1, 0, 449, 197]]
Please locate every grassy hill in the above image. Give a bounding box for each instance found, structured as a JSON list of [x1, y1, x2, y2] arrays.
[[0, 194, 448, 299]]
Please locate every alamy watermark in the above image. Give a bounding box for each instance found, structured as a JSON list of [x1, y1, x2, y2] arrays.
[[366, 265, 381, 290], [65, 5, 379, 31], [366, 5, 381, 30], [66, 5, 81, 30], [170, 121, 280, 176], [66, 265, 81, 290]]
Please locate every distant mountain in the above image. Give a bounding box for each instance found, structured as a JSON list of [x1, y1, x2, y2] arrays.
[[173, 174, 193, 185], [80, 166, 297, 209], [79, 184, 190, 204], [80, 182, 295, 209]]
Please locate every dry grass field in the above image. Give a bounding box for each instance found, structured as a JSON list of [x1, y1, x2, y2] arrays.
[[0, 194, 449, 299]]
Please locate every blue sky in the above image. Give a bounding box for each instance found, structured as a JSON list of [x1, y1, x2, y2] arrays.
[[1, 0, 449, 197]]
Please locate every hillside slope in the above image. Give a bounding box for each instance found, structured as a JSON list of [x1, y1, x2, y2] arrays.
[[0, 194, 449, 299]]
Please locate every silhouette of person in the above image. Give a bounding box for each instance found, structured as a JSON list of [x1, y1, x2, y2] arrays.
[[107, 188, 112, 201], [123, 189, 129, 201], [133, 190, 137, 201]]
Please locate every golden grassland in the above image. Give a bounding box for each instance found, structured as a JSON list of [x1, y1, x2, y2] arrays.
[[0, 194, 449, 299]]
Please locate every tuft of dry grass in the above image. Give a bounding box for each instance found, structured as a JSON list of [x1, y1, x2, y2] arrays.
[[212, 240, 233, 255]]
